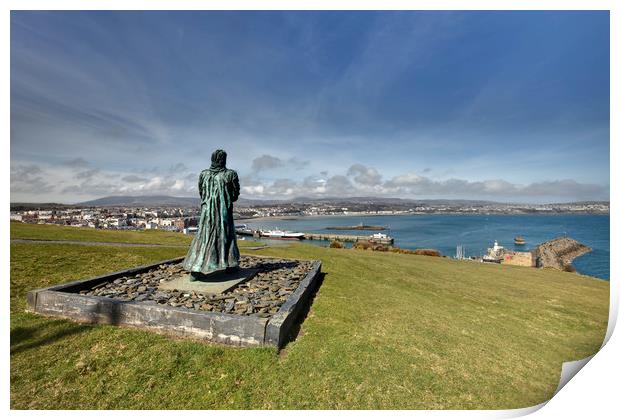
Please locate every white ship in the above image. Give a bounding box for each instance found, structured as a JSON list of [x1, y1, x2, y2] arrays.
[[368, 232, 394, 244], [235, 224, 255, 236], [483, 240, 505, 263], [260, 229, 305, 240], [370, 232, 389, 240]]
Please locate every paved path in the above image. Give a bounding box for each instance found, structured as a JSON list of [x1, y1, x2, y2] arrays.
[[10, 238, 268, 251]]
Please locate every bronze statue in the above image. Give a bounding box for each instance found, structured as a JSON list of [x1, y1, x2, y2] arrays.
[[183, 149, 240, 281]]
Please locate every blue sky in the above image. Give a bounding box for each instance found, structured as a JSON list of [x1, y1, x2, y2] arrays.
[[11, 11, 610, 203]]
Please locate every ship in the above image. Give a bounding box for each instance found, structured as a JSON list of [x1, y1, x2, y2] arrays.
[[259, 229, 305, 240], [514, 236, 526, 245], [368, 232, 394, 244], [235, 224, 255, 236]]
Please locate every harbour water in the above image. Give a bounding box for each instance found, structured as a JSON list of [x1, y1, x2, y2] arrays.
[[241, 214, 610, 280]]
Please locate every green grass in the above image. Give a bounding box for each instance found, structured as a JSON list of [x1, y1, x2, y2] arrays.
[[10, 221, 263, 248], [10, 226, 609, 409]]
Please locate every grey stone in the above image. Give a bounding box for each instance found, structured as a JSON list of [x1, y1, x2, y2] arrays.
[[264, 262, 322, 348]]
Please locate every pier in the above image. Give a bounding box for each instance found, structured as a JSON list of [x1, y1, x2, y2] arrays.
[[303, 232, 394, 245], [325, 224, 386, 231]]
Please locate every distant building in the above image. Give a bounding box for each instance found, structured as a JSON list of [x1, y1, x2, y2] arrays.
[[159, 219, 174, 227], [174, 218, 186, 231], [502, 251, 535, 267]]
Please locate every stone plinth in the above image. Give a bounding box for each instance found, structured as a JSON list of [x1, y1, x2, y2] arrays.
[[158, 268, 259, 295], [26, 256, 322, 348]]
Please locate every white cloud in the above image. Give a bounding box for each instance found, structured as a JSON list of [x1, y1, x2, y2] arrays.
[[11, 160, 199, 203], [251, 155, 285, 172], [347, 164, 382, 186], [62, 157, 90, 168], [250, 154, 310, 173], [122, 175, 149, 183]]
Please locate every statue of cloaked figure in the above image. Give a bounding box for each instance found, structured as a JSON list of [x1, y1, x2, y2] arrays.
[[183, 149, 240, 281]]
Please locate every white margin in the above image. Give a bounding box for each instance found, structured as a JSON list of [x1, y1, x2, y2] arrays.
[[2, 1, 616, 419]]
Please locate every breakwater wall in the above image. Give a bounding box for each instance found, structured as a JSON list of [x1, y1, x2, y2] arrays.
[[303, 232, 394, 245], [533, 237, 592, 271]]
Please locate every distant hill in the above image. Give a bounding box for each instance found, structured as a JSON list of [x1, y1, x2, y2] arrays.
[[289, 196, 502, 206], [10, 202, 78, 211], [547, 201, 610, 206], [12, 194, 610, 209], [76, 195, 271, 207]]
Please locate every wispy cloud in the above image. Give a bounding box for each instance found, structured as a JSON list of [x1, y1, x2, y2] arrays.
[[251, 154, 310, 173], [10, 11, 609, 203]]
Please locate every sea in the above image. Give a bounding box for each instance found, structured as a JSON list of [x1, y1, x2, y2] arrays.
[[240, 214, 610, 281]]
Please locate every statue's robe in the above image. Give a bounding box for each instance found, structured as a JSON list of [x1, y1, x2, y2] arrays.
[[183, 167, 240, 274]]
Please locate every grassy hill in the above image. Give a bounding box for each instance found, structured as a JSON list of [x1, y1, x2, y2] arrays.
[[10, 221, 192, 245], [10, 224, 609, 409], [10, 222, 263, 248]]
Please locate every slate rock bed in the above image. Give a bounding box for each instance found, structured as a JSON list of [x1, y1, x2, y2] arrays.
[[78, 256, 314, 317]]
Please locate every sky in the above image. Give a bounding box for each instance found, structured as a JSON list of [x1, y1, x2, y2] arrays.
[[10, 11, 610, 204]]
